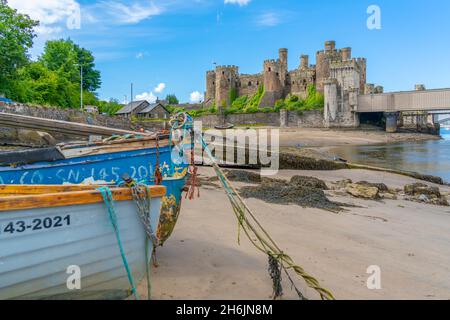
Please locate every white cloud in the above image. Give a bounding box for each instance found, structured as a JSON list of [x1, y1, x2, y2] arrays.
[[190, 91, 204, 103], [154, 83, 166, 93], [136, 52, 144, 59], [136, 91, 158, 103], [8, 0, 81, 35], [99, 1, 162, 24], [256, 12, 281, 27], [224, 0, 251, 6]]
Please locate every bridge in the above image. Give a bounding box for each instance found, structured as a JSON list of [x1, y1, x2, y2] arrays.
[[356, 88, 450, 132], [437, 116, 450, 124], [357, 88, 450, 113]]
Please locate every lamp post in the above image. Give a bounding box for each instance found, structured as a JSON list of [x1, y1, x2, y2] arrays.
[[75, 63, 83, 111], [80, 64, 83, 111]]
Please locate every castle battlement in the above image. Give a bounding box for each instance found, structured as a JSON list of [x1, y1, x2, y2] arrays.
[[216, 65, 239, 70]]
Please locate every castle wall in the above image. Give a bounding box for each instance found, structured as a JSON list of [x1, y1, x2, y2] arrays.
[[288, 69, 315, 97], [238, 74, 263, 97]]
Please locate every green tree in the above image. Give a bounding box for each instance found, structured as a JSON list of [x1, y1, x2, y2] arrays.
[[98, 99, 123, 115], [165, 94, 179, 105], [0, 0, 38, 96], [229, 88, 238, 105], [40, 39, 101, 92]]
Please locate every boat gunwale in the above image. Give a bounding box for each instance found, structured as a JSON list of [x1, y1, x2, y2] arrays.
[[0, 145, 172, 172], [0, 185, 166, 212], [60, 135, 170, 150]]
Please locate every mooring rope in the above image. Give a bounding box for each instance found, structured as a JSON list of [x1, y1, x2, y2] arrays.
[[197, 131, 335, 300], [97, 186, 140, 300]]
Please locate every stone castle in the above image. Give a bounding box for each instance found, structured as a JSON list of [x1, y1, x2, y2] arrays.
[[205, 40, 370, 109]]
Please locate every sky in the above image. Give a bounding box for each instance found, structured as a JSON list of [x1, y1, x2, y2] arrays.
[[7, 0, 450, 104]]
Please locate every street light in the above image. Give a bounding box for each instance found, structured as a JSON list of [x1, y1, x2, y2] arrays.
[[75, 63, 83, 111]]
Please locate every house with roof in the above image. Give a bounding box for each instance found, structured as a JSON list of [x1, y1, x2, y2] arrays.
[[116, 100, 150, 118], [116, 100, 170, 119], [137, 102, 171, 119]]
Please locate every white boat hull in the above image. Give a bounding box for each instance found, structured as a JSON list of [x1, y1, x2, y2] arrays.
[[0, 198, 161, 300]]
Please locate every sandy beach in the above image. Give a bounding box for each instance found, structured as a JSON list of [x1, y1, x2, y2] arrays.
[[138, 165, 450, 300], [278, 127, 440, 148]]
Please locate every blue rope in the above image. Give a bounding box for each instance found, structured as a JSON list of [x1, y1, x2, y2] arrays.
[[97, 186, 140, 300]]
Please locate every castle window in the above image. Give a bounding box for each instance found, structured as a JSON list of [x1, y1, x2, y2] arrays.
[[268, 67, 272, 72], [248, 81, 252, 86], [292, 81, 295, 85], [222, 71, 225, 75], [276, 73, 279, 76], [257, 81, 259, 85]]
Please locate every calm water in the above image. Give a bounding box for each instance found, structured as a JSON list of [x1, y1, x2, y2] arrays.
[[330, 129, 450, 183]]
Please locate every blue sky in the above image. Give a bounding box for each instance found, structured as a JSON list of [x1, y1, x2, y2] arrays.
[[8, 0, 450, 103]]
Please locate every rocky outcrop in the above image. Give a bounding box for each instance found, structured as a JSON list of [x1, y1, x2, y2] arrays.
[[333, 179, 396, 200], [404, 183, 449, 206], [290, 175, 329, 190], [345, 183, 380, 200]]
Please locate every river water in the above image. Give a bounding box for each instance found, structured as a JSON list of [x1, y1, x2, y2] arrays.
[[329, 129, 450, 183]]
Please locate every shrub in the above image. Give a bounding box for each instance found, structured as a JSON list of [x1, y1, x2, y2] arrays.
[[274, 85, 324, 113]]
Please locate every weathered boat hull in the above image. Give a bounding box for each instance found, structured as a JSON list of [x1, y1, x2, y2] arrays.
[[0, 145, 175, 185], [0, 186, 164, 300]]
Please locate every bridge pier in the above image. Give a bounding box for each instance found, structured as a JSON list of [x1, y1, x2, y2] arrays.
[[384, 112, 399, 133]]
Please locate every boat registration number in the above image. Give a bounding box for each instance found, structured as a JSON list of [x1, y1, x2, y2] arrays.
[[0, 215, 72, 236]]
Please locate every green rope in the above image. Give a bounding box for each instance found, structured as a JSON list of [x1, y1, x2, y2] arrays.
[[198, 136, 335, 300], [145, 238, 152, 300], [97, 186, 140, 300]]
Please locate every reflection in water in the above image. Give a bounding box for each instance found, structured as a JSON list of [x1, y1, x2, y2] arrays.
[[330, 130, 450, 183]]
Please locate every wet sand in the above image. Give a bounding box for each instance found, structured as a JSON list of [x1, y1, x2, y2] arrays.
[[138, 167, 450, 300], [278, 127, 440, 148]]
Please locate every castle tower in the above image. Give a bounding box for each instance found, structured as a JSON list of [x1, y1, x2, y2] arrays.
[[325, 40, 336, 52], [300, 55, 309, 70], [364, 83, 375, 95], [323, 79, 338, 127], [205, 70, 216, 103], [356, 58, 367, 92], [215, 65, 239, 107], [260, 60, 283, 107], [315, 51, 328, 92], [316, 40, 339, 92], [279, 48, 288, 87], [341, 47, 352, 61]]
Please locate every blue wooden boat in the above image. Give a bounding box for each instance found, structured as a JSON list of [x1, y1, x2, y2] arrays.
[[0, 136, 185, 185], [0, 135, 190, 243], [0, 184, 166, 300]]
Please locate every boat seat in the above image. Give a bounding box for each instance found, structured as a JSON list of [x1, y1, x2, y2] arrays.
[[0, 147, 66, 166]]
